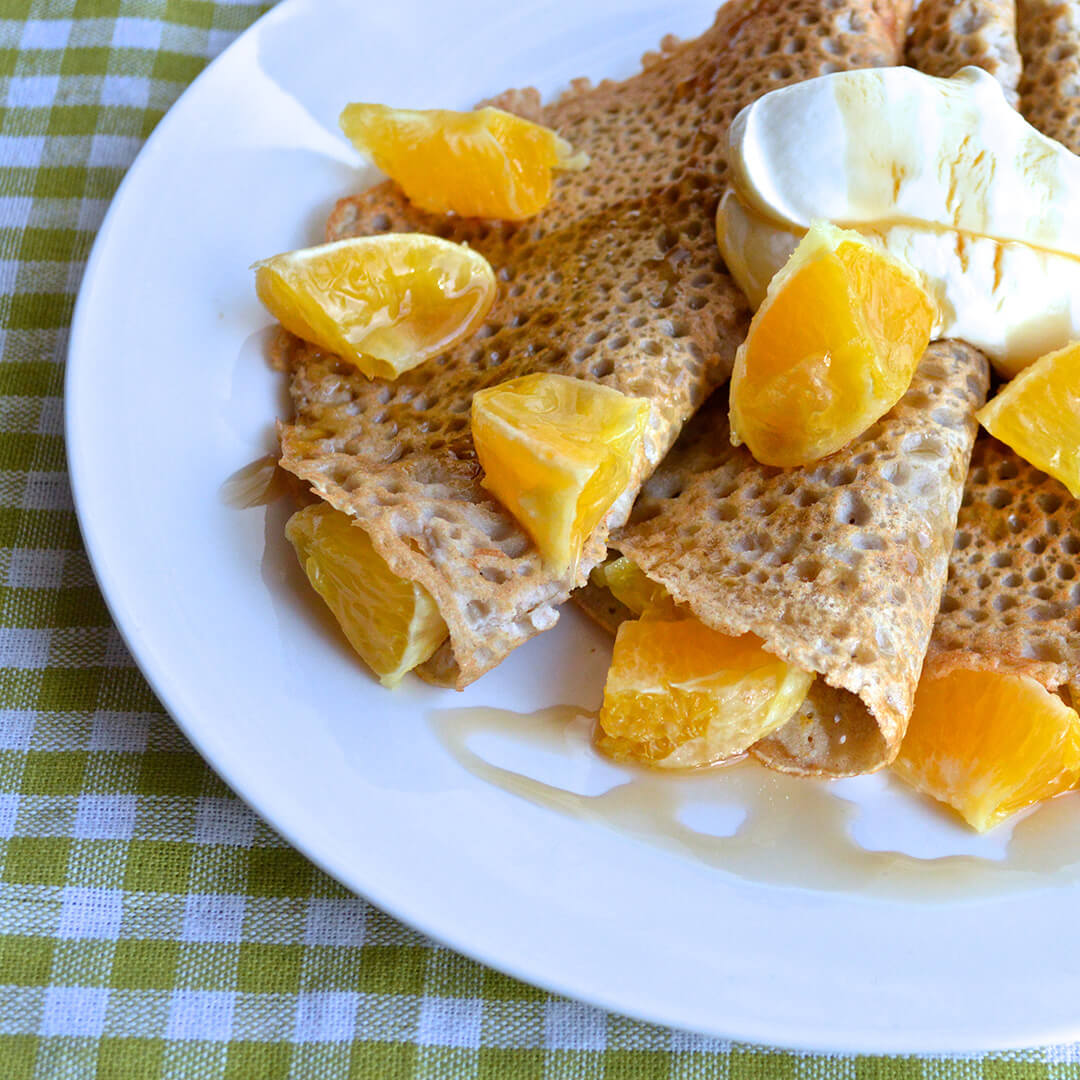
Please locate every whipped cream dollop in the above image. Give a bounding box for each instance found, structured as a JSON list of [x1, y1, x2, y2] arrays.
[[719, 66, 1080, 375]]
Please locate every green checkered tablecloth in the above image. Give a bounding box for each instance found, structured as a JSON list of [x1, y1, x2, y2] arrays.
[[1, 1, 1079, 1076]]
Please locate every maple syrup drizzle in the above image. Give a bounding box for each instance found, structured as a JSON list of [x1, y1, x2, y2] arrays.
[[431, 705, 1080, 902]]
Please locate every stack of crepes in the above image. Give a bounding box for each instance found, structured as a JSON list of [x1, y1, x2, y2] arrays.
[[276, 0, 912, 688], [579, 0, 1080, 788]]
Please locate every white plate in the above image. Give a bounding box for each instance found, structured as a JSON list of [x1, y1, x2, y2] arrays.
[[66, 0, 1080, 1053]]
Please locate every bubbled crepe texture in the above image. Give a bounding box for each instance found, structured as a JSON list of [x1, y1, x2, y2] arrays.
[[277, 0, 911, 688], [1018, 0, 1080, 149], [929, 442, 1080, 703], [906, 0, 1021, 104], [614, 343, 989, 777]]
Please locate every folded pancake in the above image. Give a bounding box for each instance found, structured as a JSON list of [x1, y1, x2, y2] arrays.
[[1017, 0, 1080, 151], [925, 439, 1080, 702], [608, 342, 989, 776], [277, 0, 912, 688], [906, 0, 1021, 105]]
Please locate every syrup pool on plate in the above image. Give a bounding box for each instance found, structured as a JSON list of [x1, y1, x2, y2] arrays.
[[431, 704, 1080, 903]]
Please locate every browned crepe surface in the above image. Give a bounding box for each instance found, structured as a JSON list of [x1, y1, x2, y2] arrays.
[[907, 0, 1021, 104], [612, 342, 989, 776], [1018, 0, 1080, 151], [278, 0, 911, 688], [925, 438, 1080, 704]]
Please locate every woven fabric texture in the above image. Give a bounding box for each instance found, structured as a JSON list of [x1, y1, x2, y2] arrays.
[[2, 0, 1080, 1076]]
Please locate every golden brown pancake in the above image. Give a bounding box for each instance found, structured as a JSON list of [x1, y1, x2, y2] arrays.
[[277, 0, 911, 688], [610, 342, 989, 776], [924, 438, 1080, 704]]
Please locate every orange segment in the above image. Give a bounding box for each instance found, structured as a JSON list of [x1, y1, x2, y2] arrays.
[[730, 222, 936, 467], [340, 104, 588, 220], [285, 502, 448, 687], [472, 374, 650, 576], [894, 668, 1080, 831], [976, 340, 1080, 498], [590, 556, 680, 619], [596, 619, 814, 769], [254, 234, 495, 380]]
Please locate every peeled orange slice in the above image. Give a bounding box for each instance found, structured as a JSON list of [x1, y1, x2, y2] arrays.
[[730, 222, 936, 467], [340, 104, 588, 220], [285, 502, 448, 687], [893, 668, 1080, 831], [472, 374, 650, 576], [254, 234, 495, 380], [976, 340, 1080, 498], [590, 556, 680, 619], [596, 618, 814, 768]]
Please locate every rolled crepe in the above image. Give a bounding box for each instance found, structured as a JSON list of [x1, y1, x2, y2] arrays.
[[277, 0, 912, 688], [610, 342, 989, 776], [924, 438, 1080, 702], [907, 0, 1022, 106]]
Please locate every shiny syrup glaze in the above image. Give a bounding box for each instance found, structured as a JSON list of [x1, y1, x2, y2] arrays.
[[431, 704, 1080, 902]]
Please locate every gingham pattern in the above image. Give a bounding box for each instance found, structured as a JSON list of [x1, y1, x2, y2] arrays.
[[1, 2, 1080, 1077]]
